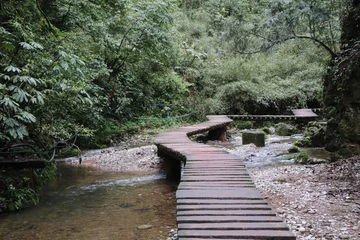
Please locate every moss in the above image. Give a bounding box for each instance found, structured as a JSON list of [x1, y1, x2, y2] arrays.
[[295, 152, 309, 164]]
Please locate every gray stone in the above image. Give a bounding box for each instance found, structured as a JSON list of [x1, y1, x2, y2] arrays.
[[137, 225, 153, 230], [242, 131, 265, 147]]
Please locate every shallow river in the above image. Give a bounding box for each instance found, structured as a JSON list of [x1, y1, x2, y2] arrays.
[[0, 133, 330, 240], [0, 164, 177, 240]]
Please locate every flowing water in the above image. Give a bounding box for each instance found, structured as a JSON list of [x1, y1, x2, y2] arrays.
[[209, 133, 330, 167], [0, 164, 178, 240]]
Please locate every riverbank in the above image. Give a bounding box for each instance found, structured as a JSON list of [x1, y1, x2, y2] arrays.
[[249, 159, 360, 240]]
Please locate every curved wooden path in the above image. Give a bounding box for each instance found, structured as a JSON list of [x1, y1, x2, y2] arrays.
[[155, 115, 296, 240], [228, 108, 318, 121]]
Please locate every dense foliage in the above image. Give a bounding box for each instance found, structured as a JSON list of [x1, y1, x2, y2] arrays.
[[175, 0, 349, 114], [1, 0, 350, 147], [0, 0, 192, 148]]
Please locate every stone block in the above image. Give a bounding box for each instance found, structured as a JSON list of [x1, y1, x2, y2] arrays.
[[242, 131, 265, 147]]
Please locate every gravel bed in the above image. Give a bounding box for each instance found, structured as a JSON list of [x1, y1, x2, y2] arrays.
[[248, 158, 360, 240]]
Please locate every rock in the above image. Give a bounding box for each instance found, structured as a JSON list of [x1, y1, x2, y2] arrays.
[[339, 234, 350, 239], [288, 146, 300, 153], [308, 209, 317, 214], [137, 225, 153, 230], [275, 123, 296, 136], [299, 227, 306, 233], [242, 131, 265, 147]]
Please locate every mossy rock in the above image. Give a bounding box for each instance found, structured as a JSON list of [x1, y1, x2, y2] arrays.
[[295, 152, 309, 164], [295, 137, 311, 147], [288, 146, 300, 153], [275, 123, 296, 136], [262, 127, 271, 134]]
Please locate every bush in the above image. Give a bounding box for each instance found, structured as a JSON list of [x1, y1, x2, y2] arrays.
[[295, 152, 309, 164], [231, 121, 254, 130]]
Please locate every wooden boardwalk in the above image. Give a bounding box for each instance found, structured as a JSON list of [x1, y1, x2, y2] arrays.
[[155, 115, 296, 240], [228, 108, 318, 121]]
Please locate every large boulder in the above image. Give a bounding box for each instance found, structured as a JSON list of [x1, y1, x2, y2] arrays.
[[275, 123, 296, 136], [323, 4, 360, 157]]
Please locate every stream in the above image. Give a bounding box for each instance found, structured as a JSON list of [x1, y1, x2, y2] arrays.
[[0, 164, 177, 240]]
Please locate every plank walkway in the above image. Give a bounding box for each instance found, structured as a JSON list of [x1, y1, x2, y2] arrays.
[[155, 115, 296, 240], [228, 108, 318, 121]]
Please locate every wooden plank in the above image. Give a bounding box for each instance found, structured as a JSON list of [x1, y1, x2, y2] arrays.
[[177, 204, 271, 210], [176, 189, 263, 199], [292, 108, 318, 117], [177, 199, 268, 205], [177, 215, 284, 223], [182, 173, 250, 176], [177, 210, 276, 216], [178, 222, 290, 230], [181, 177, 253, 182], [178, 230, 296, 239]]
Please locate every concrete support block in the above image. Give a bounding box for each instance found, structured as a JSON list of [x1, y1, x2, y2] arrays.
[[242, 131, 265, 147]]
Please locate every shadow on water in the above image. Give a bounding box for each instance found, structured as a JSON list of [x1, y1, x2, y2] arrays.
[[0, 164, 178, 240]]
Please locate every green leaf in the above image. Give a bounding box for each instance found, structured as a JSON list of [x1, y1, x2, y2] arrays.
[[4, 65, 21, 73], [30, 41, 44, 50], [19, 42, 35, 50], [0, 97, 19, 109]]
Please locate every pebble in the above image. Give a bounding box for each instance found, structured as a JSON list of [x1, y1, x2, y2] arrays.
[[137, 225, 153, 230], [339, 234, 350, 239], [299, 227, 306, 233], [308, 209, 316, 214]]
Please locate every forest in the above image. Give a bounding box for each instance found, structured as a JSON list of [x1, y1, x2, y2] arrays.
[[1, 0, 359, 211]]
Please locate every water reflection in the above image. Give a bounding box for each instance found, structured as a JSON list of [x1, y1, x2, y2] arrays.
[[0, 164, 177, 240]]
